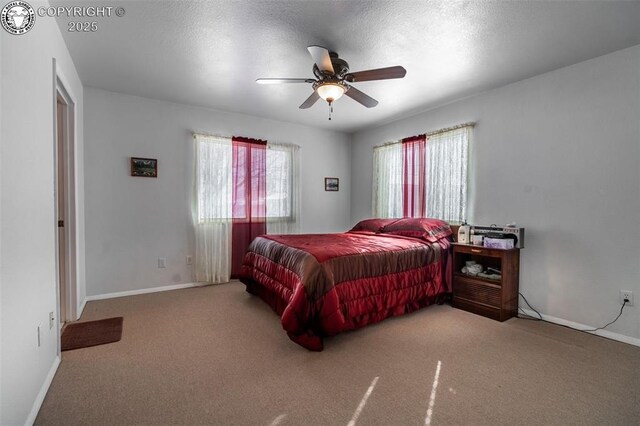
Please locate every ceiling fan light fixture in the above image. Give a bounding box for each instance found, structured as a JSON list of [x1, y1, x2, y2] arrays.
[[256, 46, 405, 111], [315, 82, 346, 103]]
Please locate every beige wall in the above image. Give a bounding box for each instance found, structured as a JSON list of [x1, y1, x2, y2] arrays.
[[351, 45, 640, 343], [0, 1, 85, 423]]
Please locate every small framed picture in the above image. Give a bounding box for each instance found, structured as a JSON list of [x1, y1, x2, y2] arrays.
[[130, 157, 158, 178], [324, 177, 339, 191]]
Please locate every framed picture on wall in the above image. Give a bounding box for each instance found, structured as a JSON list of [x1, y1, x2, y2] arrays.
[[130, 157, 158, 178], [324, 177, 339, 191]]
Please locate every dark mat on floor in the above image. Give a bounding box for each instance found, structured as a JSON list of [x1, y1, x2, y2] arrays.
[[61, 317, 123, 351]]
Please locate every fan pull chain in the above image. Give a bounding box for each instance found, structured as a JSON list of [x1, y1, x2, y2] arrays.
[[328, 101, 333, 120]]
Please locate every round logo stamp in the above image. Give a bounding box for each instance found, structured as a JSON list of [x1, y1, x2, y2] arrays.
[[1, 1, 35, 35]]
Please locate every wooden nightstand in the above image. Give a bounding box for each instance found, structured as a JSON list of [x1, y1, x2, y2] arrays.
[[451, 243, 520, 321]]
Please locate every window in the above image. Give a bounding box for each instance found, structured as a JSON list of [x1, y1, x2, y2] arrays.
[[425, 127, 469, 222], [195, 135, 296, 222], [266, 145, 293, 219], [196, 135, 232, 222], [373, 142, 403, 218], [372, 125, 470, 223]]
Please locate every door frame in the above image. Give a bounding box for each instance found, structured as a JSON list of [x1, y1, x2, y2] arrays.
[[53, 59, 78, 340]]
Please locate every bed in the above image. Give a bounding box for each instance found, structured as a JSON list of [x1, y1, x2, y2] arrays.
[[238, 218, 453, 351]]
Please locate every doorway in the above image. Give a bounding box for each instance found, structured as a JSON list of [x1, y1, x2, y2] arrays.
[[55, 69, 77, 330]]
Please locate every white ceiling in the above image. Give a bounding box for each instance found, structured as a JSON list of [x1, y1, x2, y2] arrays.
[[53, 0, 640, 133]]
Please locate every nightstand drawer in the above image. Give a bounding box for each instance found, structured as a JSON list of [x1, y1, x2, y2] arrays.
[[453, 244, 507, 257], [453, 276, 501, 307], [451, 298, 501, 321]]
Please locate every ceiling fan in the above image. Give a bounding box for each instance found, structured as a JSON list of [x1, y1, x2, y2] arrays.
[[256, 45, 406, 118]]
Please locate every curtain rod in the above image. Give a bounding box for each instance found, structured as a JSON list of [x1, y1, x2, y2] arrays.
[[426, 121, 475, 137], [192, 132, 300, 149], [374, 122, 476, 148], [192, 132, 231, 140]]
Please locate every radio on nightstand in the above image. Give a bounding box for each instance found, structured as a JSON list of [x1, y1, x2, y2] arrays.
[[471, 225, 525, 248]]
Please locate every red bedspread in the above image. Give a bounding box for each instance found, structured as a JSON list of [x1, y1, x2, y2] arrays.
[[239, 232, 450, 351]]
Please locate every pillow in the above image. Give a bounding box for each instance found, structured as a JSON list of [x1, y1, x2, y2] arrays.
[[380, 218, 452, 243], [349, 218, 400, 233]]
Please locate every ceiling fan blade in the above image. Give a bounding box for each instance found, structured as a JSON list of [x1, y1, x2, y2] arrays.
[[299, 91, 320, 109], [307, 45, 335, 74], [256, 78, 315, 84], [345, 66, 407, 82], [345, 85, 378, 108]]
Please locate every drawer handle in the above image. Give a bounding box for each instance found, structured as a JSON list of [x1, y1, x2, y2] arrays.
[[471, 249, 482, 253]]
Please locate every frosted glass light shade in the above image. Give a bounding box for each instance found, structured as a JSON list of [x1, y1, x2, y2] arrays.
[[316, 83, 345, 102]]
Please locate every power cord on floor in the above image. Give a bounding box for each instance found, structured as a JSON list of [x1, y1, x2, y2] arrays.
[[581, 302, 627, 332], [517, 292, 629, 334], [518, 308, 541, 321], [518, 293, 543, 320]]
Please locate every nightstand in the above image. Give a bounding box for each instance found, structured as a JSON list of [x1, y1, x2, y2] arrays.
[[451, 243, 520, 321]]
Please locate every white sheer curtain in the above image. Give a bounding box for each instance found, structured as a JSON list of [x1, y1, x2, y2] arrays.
[[266, 143, 300, 234], [193, 135, 301, 283], [193, 134, 232, 283], [425, 127, 470, 222], [372, 142, 403, 218]]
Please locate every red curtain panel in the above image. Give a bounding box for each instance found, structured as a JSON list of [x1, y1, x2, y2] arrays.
[[402, 134, 427, 217], [231, 136, 267, 278]]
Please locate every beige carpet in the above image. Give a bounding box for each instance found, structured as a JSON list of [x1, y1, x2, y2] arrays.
[[36, 282, 640, 425]]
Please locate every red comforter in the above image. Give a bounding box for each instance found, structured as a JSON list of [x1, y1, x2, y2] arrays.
[[239, 231, 450, 351]]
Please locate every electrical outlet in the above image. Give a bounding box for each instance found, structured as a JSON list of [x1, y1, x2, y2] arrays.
[[158, 257, 166, 268], [186, 255, 193, 266], [620, 290, 633, 306], [49, 311, 55, 329]]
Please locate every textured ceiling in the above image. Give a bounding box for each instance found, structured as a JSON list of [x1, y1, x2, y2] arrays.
[[52, 0, 640, 133]]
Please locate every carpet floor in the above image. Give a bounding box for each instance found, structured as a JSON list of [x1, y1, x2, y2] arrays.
[[36, 282, 640, 425]]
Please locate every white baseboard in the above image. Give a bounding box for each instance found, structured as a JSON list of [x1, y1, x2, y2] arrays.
[[85, 282, 209, 302], [76, 298, 87, 320], [519, 308, 640, 348], [25, 355, 60, 426]]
